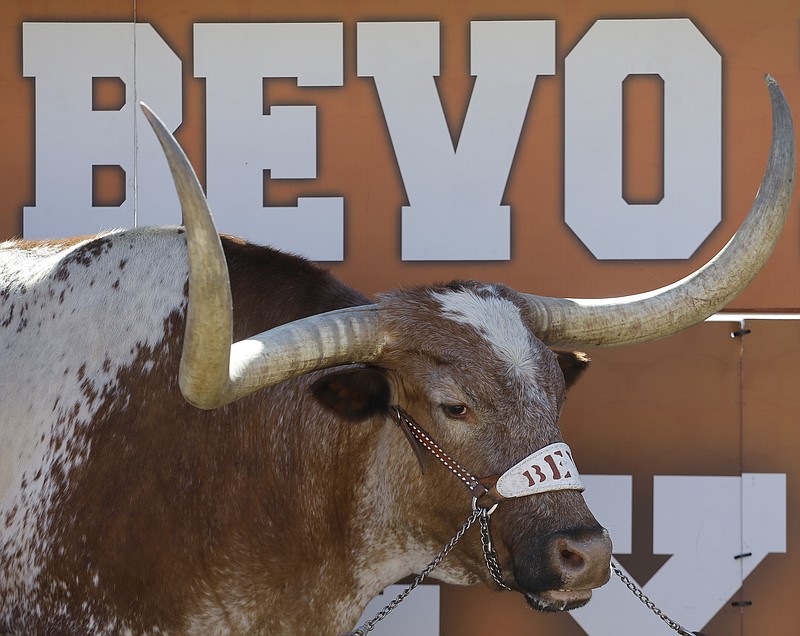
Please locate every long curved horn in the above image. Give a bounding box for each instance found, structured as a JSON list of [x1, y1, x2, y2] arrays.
[[141, 105, 386, 409], [524, 75, 795, 347]]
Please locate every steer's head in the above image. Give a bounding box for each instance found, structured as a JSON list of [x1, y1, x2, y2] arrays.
[[311, 281, 612, 609], [140, 73, 794, 613]]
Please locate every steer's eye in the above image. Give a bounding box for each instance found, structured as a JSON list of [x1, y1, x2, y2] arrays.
[[441, 404, 469, 419]]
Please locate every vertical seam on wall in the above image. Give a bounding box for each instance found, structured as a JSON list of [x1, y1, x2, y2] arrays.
[[737, 318, 746, 636], [132, 0, 139, 226]]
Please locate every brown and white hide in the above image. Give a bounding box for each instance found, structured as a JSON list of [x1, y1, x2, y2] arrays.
[[0, 231, 609, 635]]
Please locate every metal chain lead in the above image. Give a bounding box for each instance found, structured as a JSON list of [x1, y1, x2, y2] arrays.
[[340, 509, 482, 636], [477, 507, 511, 590], [611, 561, 705, 636]]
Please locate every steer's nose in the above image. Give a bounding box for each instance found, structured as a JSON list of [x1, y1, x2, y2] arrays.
[[548, 528, 612, 588]]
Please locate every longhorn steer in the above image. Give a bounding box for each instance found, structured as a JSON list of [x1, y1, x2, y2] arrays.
[[0, 77, 795, 635]]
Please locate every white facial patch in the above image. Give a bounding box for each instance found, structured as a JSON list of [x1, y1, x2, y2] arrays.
[[431, 288, 538, 380]]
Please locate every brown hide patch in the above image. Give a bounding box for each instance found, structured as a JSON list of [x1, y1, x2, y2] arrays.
[[0, 312, 178, 632], [221, 234, 369, 338], [26, 312, 199, 633], [20, 239, 374, 633]]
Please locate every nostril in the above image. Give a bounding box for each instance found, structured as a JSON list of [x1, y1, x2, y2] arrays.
[[547, 529, 613, 589], [561, 547, 585, 570]]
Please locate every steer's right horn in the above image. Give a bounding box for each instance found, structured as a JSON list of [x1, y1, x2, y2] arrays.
[[141, 105, 386, 410], [522, 74, 796, 347]]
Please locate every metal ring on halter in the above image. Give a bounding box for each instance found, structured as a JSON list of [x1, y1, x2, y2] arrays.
[[472, 495, 498, 516]]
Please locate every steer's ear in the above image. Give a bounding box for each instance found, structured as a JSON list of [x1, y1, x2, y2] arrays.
[[311, 367, 391, 422], [554, 350, 591, 390]]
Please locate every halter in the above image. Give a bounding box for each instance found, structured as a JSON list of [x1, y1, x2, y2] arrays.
[[343, 406, 703, 636], [388, 405, 584, 588]]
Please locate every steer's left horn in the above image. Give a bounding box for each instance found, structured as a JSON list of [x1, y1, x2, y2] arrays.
[[141, 104, 386, 409], [522, 74, 796, 347]]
